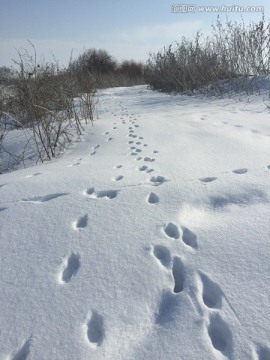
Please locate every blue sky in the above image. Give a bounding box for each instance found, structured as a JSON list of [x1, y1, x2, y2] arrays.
[[1, 0, 269, 67]]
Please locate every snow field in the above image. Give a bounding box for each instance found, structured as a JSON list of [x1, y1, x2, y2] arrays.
[[1, 86, 270, 359]]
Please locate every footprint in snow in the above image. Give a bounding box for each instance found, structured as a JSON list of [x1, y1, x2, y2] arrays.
[[90, 151, 96, 156], [73, 214, 88, 230], [144, 157, 155, 162], [10, 337, 32, 360], [21, 193, 69, 203], [197, 272, 222, 309], [232, 168, 248, 174], [128, 141, 134, 144], [199, 177, 217, 183], [181, 226, 198, 249], [85, 311, 105, 348], [152, 245, 171, 268], [84, 188, 118, 200], [106, 137, 113, 141], [60, 253, 81, 283], [207, 313, 233, 357], [25, 172, 41, 178], [147, 192, 159, 205], [163, 222, 180, 240], [114, 165, 123, 169], [113, 175, 123, 181], [172, 256, 185, 293], [266, 165, 270, 170], [153, 150, 158, 153], [255, 344, 270, 360], [150, 175, 166, 186], [136, 141, 141, 145], [0, 207, 8, 212]]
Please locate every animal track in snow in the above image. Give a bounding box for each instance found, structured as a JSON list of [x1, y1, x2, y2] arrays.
[[139, 165, 147, 171], [153, 150, 159, 153], [232, 168, 248, 174], [267, 165, 270, 170], [143, 144, 148, 147], [207, 313, 232, 356], [21, 193, 69, 203], [198, 272, 222, 309], [150, 175, 166, 185], [0, 207, 8, 212], [144, 157, 155, 162], [147, 192, 159, 205], [152, 245, 171, 267], [139, 137, 143, 140], [61, 253, 81, 283], [163, 222, 180, 240], [25, 172, 41, 178], [136, 157, 143, 161], [199, 177, 217, 183], [85, 311, 105, 348], [135, 149, 142, 153], [172, 256, 185, 293], [73, 214, 88, 230], [181, 226, 198, 249], [128, 141, 134, 144], [136, 141, 141, 145], [134, 124, 139, 128], [92, 144, 100, 150], [90, 151, 96, 156], [106, 137, 113, 141], [256, 345, 270, 360], [10, 337, 32, 360], [83, 187, 117, 199], [113, 175, 123, 181], [114, 165, 122, 169]]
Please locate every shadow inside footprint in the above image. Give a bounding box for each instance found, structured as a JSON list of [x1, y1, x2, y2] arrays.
[[75, 214, 88, 229], [257, 345, 270, 360], [199, 177, 217, 183], [172, 256, 185, 293], [62, 253, 81, 283], [181, 226, 198, 249], [12, 337, 32, 360], [87, 311, 105, 347], [155, 290, 179, 325], [153, 245, 171, 267], [232, 168, 248, 174], [147, 192, 159, 205], [207, 313, 232, 356], [164, 222, 180, 240], [199, 272, 222, 309]]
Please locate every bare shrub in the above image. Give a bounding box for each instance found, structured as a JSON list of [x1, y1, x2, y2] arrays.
[[146, 16, 270, 96]]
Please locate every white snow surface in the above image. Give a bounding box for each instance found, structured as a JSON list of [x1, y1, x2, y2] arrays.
[[1, 86, 270, 360]]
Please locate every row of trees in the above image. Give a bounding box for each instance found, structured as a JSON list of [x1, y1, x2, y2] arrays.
[[146, 16, 270, 95]]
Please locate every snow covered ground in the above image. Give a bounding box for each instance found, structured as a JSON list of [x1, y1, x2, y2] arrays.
[[1, 85, 270, 359]]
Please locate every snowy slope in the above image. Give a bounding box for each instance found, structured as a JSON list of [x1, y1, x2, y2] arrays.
[[1, 86, 270, 360]]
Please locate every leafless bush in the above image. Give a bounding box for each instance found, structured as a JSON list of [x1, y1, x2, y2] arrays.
[[0, 42, 96, 172], [146, 16, 270, 96]]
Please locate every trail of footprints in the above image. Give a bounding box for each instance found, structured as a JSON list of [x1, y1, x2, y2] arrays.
[[44, 99, 270, 358], [151, 221, 234, 357]]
